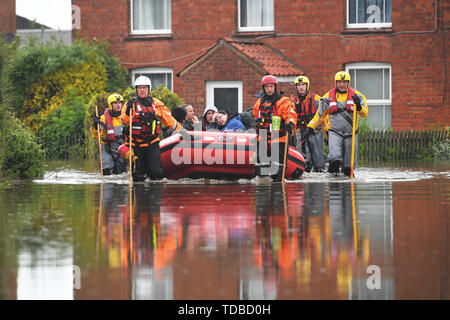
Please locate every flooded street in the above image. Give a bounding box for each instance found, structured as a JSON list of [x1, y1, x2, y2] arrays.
[[0, 160, 448, 300]]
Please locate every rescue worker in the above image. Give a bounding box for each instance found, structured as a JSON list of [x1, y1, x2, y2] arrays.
[[122, 76, 182, 182], [201, 105, 219, 131], [292, 76, 325, 173], [92, 93, 127, 175], [252, 75, 297, 181], [303, 71, 368, 176]]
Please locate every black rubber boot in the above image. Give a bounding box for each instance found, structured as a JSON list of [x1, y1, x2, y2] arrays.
[[328, 160, 341, 174], [343, 167, 353, 177], [102, 168, 113, 176]]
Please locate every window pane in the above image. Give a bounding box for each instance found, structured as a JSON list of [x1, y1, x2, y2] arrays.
[[348, 0, 392, 24], [352, 69, 384, 100], [366, 105, 391, 130], [240, 0, 273, 28], [214, 88, 239, 114], [384, 68, 390, 100], [133, 0, 171, 30]]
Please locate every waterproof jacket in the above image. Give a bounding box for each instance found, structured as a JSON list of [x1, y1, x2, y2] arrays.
[[293, 92, 321, 131], [91, 108, 124, 145], [252, 94, 297, 143], [122, 97, 181, 147], [220, 114, 246, 132], [308, 87, 368, 136]]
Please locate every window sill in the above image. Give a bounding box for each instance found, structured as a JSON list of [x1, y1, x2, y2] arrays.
[[341, 28, 394, 35], [232, 30, 276, 39], [125, 33, 173, 41]]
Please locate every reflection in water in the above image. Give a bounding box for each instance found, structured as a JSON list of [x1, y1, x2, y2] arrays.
[[3, 175, 447, 299], [89, 181, 395, 299]]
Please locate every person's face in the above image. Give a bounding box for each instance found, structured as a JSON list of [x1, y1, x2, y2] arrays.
[[205, 110, 215, 123], [264, 83, 276, 96], [336, 80, 349, 92], [185, 105, 194, 121], [137, 85, 149, 98], [111, 101, 123, 112], [296, 82, 308, 95], [215, 113, 227, 126]]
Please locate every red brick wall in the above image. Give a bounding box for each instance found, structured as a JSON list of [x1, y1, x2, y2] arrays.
[[72, 0, 448, 130], [0, 0, 16, 34]]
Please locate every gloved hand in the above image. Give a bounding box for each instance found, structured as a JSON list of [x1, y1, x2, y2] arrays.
[[126, 100, 134, 115], [352, 95, 362, 111], [93, 116, 104, 128], [284, 122, 294, 134], [301, 127, 314, 143]]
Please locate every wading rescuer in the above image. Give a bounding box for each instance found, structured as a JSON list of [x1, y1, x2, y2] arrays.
[[92, 93, 127, 175], [253, 75, 297, 181], [303, 71, 368, 176], [292, 76, 325, 173], [122, 76, 182, 182]]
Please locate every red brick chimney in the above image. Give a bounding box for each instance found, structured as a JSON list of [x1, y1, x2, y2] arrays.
[[0, 0, 16, 35]]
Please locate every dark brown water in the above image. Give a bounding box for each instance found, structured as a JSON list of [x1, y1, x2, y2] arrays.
[[0, 161, 448, 300]]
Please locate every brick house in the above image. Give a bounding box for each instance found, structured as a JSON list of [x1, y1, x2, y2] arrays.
[[3, 0, 449, 130]]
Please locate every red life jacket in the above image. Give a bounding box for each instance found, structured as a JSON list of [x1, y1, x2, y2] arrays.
[[131, 99, 161, 143], [328, 87, 356, 114], [256, 96, 287, 135], [104, 109, 116, 141], [294, 93, 317, 128]]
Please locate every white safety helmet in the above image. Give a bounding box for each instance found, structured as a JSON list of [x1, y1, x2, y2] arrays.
[[134, 76, 152, 90]]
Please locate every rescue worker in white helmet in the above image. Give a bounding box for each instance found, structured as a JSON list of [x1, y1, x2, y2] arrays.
[[122, 76, 182, 182], [252, 75, 297, 181], [91, 93, 127, 175], [303, 71, 368, 176], [292, 75, 325, 172]]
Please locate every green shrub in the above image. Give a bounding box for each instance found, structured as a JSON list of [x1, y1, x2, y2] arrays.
[[432, 136, 450, 160], [38, 89, 87, 159], [151, 84, 184, 110], [1, 111, 44, 179]]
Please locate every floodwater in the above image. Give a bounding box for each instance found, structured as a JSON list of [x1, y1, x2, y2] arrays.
[[0, 160, 448, 300]]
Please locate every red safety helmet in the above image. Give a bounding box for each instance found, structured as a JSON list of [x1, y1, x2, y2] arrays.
[[261, 75, 277, 87]]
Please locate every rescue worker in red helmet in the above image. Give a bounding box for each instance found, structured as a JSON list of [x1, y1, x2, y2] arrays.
[[92, 93, 127, 175], [303, 71, 368, 176], [292, 75, 325, 173], [122, 76, 182, 182], [252, 75, 297, 181]]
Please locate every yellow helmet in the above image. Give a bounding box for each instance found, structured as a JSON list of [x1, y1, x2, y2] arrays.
[[294, 75, 310, 91], [335, 71, 351, 83], [107, 93, 124, 110]]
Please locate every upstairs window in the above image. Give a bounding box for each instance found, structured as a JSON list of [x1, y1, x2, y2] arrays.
[[131, 0, 171, 34], [132, 67, 173, 92], [238, 0, 274, 32], [347, 0, 392, 28]]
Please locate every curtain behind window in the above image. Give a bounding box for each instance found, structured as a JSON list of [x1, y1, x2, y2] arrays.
[[133, 0, 171, 31], [241, 0, 274, 28], [349, 0, 392, 24]]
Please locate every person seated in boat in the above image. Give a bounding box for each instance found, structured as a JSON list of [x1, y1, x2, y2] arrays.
[[180, 104, 201, 131], [304, 71, 368, 177], [162, 106, 187, 138], [201, 105, 219, 131], [91, 93, 127, 176], [215, 110, 246, 133], [122, 76, 182, 182], [252, 75, 297, 182]]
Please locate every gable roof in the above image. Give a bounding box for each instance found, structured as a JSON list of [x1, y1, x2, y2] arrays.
[[16, 15, 51, 30], [177, 38, 303, 77]]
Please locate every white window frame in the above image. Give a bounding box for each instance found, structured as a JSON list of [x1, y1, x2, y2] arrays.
[[346, 0, 392, 29], [131, 67, 173, 91], [238, 0, 274, 33], [130, 0, 172, 35], [346, 62, 392, 128], [206, 81, 243, 113]]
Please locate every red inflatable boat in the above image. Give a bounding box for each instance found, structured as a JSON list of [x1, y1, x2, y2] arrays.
[[159, 131, 305, 180]]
